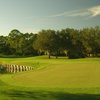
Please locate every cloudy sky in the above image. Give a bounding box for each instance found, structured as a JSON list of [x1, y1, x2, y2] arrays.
[[0, 0, 100, 35]]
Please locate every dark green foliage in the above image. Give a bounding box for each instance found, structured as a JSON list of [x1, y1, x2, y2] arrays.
[[0, 26, 100, 58], [33, 30, 60, 58], [1, 29, 38, 57]]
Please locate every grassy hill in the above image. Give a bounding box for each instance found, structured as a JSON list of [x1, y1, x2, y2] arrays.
[[0, 56, 100, 100]]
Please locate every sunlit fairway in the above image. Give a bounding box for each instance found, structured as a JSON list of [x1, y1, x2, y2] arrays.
[[0, 56, 100, 100]]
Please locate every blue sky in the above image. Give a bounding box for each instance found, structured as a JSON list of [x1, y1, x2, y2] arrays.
[[0, 0, 100, 35]]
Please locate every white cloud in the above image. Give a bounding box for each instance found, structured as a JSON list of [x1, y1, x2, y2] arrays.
[[89, 6, 100, 17], [68, 10, 90, 17], [50, 5, 100, 18]]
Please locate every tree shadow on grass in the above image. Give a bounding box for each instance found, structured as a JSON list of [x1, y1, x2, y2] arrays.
[[2, 90, 100, 100]]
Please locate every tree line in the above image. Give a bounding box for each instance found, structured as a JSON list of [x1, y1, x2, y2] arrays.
[[0, 26, 100, 59]]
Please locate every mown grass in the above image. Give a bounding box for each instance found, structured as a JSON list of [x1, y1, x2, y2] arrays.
[[0, 56, 100, 100]]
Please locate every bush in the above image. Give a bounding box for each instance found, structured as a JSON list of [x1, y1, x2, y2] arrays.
[[67, 49, 86, 59]]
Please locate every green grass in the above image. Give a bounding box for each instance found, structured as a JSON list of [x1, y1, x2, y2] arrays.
[[0, 56, 100, 100]]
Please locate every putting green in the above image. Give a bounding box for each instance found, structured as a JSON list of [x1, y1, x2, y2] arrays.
[[0, 56, 100, 88]]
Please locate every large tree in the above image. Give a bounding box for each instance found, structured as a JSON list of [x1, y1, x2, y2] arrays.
[[33, 30, 59, 58], [8, 29, 23, 55], [8, 30, 38, 56]]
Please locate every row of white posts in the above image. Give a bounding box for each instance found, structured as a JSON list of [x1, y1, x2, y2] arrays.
[[0, 64, 33, 73]]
